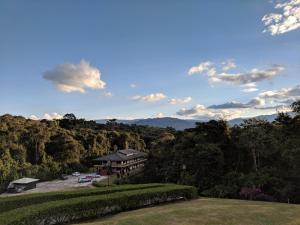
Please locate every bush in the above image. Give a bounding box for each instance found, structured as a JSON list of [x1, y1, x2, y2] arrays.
[[201, 184, 239, 198], [0, 183, 164, 213], [239, 187, 276, 202], [0, 184, 197, 225]]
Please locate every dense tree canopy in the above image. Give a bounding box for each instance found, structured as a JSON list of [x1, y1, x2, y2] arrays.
[[138, 101, 300, 203], [1, 101, 300, 203], [0, 114, 157, 192]]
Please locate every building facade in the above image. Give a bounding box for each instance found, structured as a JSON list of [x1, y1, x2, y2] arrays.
[[93, 149, 147, 176]]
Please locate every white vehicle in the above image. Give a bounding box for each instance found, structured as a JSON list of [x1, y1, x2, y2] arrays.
[[91, 173, 101, 178], [78, 176, 92, 183], [72, 172, 80, 176]]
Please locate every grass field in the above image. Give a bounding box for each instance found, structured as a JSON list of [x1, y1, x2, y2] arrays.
[[75, 198, 300, 225]]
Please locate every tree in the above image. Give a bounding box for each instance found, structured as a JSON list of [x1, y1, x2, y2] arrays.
[[291, 101, 300, 114], [63, 113, 77, 120]]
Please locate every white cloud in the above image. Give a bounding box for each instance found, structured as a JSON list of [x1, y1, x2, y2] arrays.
[[29, 115, 39, 120], [177, 104, 207, 116], [177, 104, 242, 120], [262, 0, 300, 35], [156, 112, 164, 118], [188, 60, 284, 87], [241, 82, 258, 92], [131, 93, 167, 102], [241, 82, 257, 88], [188, 61, 215, 76], [43, 60, 106, 93], [176, 85, 300, 120], [242, 88, 259, 92], [29, 113, 63, 120], [217, 65, 284, 85], [169, 97, 192, 105], [103, 91, 113, 97], [130, 84, 137, 88], [222, 59, 236, 71], [258, 85, 300, 103], [43, 113, 63, 120]]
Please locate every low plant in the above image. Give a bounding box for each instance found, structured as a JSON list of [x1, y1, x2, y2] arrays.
[[0, 183, 164, 213], [0, 184, 197, 225]]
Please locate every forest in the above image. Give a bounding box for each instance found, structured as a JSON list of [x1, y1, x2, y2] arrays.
[[0, 102, 300, 203]]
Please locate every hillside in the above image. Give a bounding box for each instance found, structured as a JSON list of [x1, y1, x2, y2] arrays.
[[75, 198, 300, 225]]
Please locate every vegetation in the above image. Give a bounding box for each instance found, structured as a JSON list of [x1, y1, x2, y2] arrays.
[[75, 198, 300, 225], [0, 183, 165, 213], [0, 113, 171, 192], [1, 101, 300, 204], [0, 184, 197, 225], [130, 101, 300, 204]]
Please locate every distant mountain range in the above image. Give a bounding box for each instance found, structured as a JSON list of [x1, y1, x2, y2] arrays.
[[96, 113, 294, 130]]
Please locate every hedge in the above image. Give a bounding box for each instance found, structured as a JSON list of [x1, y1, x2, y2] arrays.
[[0, 184, 197, 225], [0, 183, 164, 213]]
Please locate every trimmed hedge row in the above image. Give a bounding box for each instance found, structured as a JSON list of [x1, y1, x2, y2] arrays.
[[0, 183, 164, 213], [0, 184, 197, 225]]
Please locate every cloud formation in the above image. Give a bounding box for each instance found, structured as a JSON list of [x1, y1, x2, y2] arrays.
[[131, 93, 167, 102], [155, 112, 164, 118], [177, 104, 242, 120], [258, 85, 300, 104], [169, 97, 192, 105], [208, 98, 265, 109], [222, 59, 237, 71], [188, 60, 284, 89], [103, 91, 113, 97], [29, 113, 63, 120], [262, 0, 300, 35], [211, 65, 284, 85], [188, 61, 215, 76], [176, 84, 299, 120], [44, 60, 106, 93], [29, 115, 39, 120]]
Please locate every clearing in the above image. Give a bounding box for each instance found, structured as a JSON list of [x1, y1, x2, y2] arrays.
[[75, 198, 300, 225]]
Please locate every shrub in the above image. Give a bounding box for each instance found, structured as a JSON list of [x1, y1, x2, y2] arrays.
[[0, 184, 197, 225], [0, 183, 164, 213], [239, 187, 276, 202], [201, 184, 239, 198]]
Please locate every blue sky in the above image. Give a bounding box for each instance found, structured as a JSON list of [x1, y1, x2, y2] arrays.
[[0, 0, 299, 120]]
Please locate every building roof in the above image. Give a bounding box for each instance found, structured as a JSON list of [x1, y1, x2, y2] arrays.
[[94, 149, 147, 162], [12, 177, 40, 184]]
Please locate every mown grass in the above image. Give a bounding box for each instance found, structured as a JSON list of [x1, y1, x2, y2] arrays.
[[75, 198, 300, 225]]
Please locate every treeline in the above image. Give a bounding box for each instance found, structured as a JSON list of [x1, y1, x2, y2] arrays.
[[0, 113, 173, 192], [1, 102, 300, 203], [137, 101, 300, 203]]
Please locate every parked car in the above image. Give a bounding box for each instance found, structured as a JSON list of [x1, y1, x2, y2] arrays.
[[7, 183, 25, 193], [59, 174, 68, 180], [78, 176, 92, 183], [92, 173, 101, 178], [72, 172, 80, 176]]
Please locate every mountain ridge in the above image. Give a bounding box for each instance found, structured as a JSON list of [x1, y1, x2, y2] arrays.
[[96, 113, 293, 130]]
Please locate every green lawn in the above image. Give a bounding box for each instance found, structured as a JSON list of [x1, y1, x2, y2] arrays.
[[75, 198, 300, 225]]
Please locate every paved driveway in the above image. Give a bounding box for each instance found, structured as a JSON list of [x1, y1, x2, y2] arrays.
[[1, 174, 107, 197]]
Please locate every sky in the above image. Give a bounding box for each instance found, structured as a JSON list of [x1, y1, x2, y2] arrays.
[[0, 0, 300, 120]]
